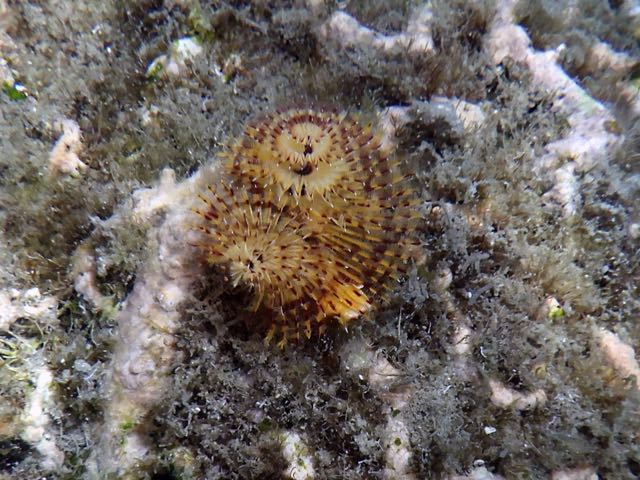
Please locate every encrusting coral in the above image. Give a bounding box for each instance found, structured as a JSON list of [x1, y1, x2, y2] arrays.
[[195, 108, 419, 346]]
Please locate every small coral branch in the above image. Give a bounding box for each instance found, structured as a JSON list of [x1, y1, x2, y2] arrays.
[[20, 363, 65, 471], [341, 339, 416, 480], [280, 431, 316, 480], [0, 287, 62, 471], [595, 327, 640, 391], [487, 0, 623, 217], [85, 167, 206, 477], [48, 119, 87, 177], [0, 288, 57, 331], [319, 5, 435, 56]]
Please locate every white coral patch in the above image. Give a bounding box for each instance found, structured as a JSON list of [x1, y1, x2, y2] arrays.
[[281, 432, 315, 480], [489, 378, 547, 410], [595, 328, 640, 390], [146, 37, 203, 79], [0, 288, 57, 331], [21, 364, 65, 470], [48, 119, 86, 176]]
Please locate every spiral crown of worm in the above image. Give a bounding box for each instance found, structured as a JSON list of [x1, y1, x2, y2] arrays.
[[195, 108, 419, 347]]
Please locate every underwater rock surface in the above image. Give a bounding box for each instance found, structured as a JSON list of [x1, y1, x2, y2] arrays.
[[0, 1, 639, 479]]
